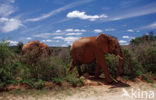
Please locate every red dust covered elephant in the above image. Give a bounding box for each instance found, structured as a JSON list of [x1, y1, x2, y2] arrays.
[[22, 41, 51, 61], [68, 34, 123, 83]]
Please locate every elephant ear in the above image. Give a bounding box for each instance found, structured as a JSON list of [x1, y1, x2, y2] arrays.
[[96, 34, 110, 53]]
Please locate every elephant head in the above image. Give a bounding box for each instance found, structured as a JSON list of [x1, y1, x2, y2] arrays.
[[96, 34, 123, 75]]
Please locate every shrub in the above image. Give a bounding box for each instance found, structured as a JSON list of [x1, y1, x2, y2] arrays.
[[122, 48, 143, 79], [129, 34, 156, 73], [54, 47, 71, 65], [0, 42, 18, 88], [52, 77, 64, 85], [105, 54, 119, 78], [138, 46, 156, 72], [11, 42, 23, 54], [65, 74, 84, 87], [21, 56, 66, 81]]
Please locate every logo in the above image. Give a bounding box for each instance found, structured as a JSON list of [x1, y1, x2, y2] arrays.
[[121, 88, 155, 99]]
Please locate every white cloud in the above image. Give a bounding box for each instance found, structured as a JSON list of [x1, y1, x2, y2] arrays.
[[66, 32, 82, 36], [53, 36, 64, 39], [33, 33, 52, 38], [127, 29, 134, 32], [8, 0, 15, 3], [0, 18, 22, 33], [64, 36, 80, 42], [46, 39, 52, 42], [94, 29, 103, 33], [0, 1, 22, 33], [42, 39, 53, 42], [0, 18, 8, 22], [53, 36, 79, 44], [61, 36, 80, 46], [56, 40, 59, 42], [105, 28, 115, 31], [61, 44, 68, 47], [130, 37, 135, 40], [122, 36, 129, 39], [33, 32, 65, 38], [119, 40, 127, 44], [136, 30, 140, 32], [25, 0, 93, 22], [80, 29, 86, 32], [102, 2, 156, 22], [4, 40, 18, 46], [67, 10, 108, 21], [65, 29, 74, 32], [52, 32, 64, 35], [122, 35, 135, 40], [122, 24, 127, 27], [139, 22, 156, 29], [119, 40, 129, 45], [26, 37, 32, 40], [56, 29, 62, 32], [0, 3, 15, 17], [65, 28, 86, 32]]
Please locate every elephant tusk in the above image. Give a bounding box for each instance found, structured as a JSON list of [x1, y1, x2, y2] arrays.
[[117, 55, 123, 60]]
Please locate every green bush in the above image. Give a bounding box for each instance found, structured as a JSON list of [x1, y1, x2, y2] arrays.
[[122, 48, 143, 79], [65, 74, 84, 87], [138, 47, 156, 72], [0, 42, 18, 87], [54, 47, 72, 65], [105, 54, 119, 78], [52, 77, 63, 85], [129, 34, 156, 73], [21, 56, 66, 81]]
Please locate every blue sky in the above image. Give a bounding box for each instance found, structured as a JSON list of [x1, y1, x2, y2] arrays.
[[0, 0, 156, 46]]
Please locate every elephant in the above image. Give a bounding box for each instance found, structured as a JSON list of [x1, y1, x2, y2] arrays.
[[68, 34, 123, 83], [22, 41, 51, 61]]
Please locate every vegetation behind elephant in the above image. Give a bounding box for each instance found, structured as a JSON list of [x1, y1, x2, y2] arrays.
[[68, 34, 123, 83], [22, 41, 51, 63]]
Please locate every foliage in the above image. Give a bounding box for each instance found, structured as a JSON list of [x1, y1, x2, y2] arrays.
[[122, 48, 143, 79], [0, 42, 18, 88], [52, 77, 64, 85], [130, 32, 156, 45], [105, 54, 118, 78], [21, 55, 66, 81], [1, 33, 156, 90], [65, 74, 84, 87], [129, 33, 156, 73], [138, 46, 156, 72]]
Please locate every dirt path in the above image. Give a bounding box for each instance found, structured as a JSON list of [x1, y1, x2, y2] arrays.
[[0, 78, 156, 100]]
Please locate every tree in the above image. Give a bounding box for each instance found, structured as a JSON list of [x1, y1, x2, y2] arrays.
[[16, 42, 23, 53]]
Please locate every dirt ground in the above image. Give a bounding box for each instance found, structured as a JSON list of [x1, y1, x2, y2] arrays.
[[0, 76, 156, 100]]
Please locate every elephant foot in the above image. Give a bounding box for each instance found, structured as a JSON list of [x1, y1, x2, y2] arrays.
[[106, 78, 114, 84], [94, 76, 100, 79], [116, 71, 123, 77]]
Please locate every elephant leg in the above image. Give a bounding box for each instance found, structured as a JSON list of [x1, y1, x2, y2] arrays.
[[96, 56, 113, 83], [76, 65, 82, 77], [95, 63, 100, 78], [68, 60, 75, 72], [116, 58, 123, 77]]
